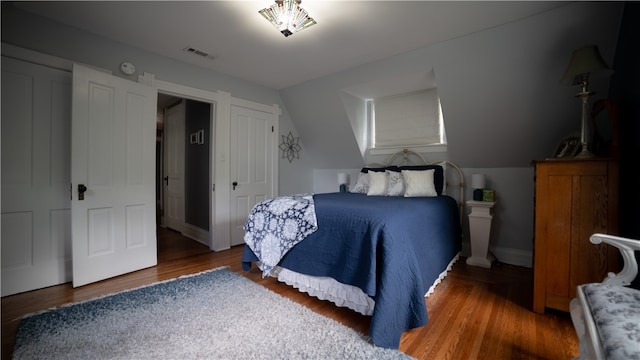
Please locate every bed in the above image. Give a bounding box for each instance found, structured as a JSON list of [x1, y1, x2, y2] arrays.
[[241, 149, 464, 349]]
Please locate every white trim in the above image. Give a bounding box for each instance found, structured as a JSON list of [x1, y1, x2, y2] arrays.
[[139, 73, 228, 251], [491, 246, 533, 268], [368, 144, 447, 156], [151, 76, 221, 104], [2, 42, 72, 71], [231, 96, 282, 116], [215, 91, 232, 251], [181, 223, 209, 246], [2, 43, 113, 76], [461, 242, 533, 268], [134, 78, 281, 252], [270, 106, 280, 198]]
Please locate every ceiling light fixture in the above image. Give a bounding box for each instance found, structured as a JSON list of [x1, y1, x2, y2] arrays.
[[259, 0, 316, 37]]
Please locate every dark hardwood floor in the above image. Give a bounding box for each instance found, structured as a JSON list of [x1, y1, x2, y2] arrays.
[[2, 228, 579, 359]]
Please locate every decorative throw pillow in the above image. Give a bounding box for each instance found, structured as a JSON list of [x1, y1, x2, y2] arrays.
[[385, 170, 404, 196], [351, 173, 369, 194], [398, 165, 444, 195], [367, 171, 387, 196], [402, 169, 437, 197]]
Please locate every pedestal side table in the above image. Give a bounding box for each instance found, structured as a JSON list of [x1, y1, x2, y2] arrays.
[[466, 200, 496, 268]]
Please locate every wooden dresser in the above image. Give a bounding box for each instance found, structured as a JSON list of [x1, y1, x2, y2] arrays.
[[532, 158, 620, 314]]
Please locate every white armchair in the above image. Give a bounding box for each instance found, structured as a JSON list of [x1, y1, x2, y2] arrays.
[[570, 233, 640, 360]]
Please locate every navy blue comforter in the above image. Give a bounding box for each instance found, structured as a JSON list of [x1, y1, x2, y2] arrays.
[[242, 192, 461, 349]]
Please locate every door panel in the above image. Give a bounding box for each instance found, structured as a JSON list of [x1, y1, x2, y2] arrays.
[[162, 101, 185, 231], [71, 64, 157, 287], [229, 105, 274, 246], [1, 56, 72, 296]]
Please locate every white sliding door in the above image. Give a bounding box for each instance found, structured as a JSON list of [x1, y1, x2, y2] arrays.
[[1, 56, 72, 296]]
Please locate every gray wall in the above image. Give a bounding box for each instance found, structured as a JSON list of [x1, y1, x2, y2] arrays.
[[0, 6, 311, 196], [280, 2, 625, 266], [184, 99, 211, 231], [282, 2, 623, 169], [2, 3, 632, 266]]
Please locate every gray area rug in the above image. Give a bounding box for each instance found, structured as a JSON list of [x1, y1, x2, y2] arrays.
[[13, 267, 413, 359]]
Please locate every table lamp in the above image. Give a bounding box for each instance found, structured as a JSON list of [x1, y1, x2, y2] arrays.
[[560, 45, 613, 158]]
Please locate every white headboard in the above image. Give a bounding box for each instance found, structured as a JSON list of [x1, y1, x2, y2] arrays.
[[366, 148, 465, 225]]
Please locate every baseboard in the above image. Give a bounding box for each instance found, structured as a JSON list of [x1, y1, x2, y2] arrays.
[[490, 246, 532, 268], [180, 223, 209, 246], [461, 241, 532, 268]]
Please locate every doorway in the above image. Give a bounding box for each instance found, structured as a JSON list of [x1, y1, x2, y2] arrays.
[[157, 226, 210, 263], [156, 93, 214, 247]]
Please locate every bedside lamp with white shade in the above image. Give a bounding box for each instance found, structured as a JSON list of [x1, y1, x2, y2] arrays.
[[338, 173, 348, 192], [471, 173, 486, 201]]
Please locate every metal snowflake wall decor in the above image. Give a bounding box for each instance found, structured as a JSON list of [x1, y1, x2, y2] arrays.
[[279, 131, 301, 163]]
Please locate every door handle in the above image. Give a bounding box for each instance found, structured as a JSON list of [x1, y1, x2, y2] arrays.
[[164, 176, 169, 186], [233, 181, 238, 190], [78, 184, 87, 200]]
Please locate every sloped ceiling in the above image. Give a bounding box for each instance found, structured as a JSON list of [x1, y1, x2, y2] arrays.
[[281, 2, 624, 168], [10, 1, 566, 90], [4, 2, 624, 170]]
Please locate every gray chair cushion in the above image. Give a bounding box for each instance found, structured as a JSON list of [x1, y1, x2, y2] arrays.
[[582, 283, 640, 360]]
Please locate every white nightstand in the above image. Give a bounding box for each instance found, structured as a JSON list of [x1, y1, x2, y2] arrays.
[[466, 200, 496, 268]]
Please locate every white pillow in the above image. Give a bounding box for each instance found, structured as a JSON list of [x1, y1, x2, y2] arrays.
[[402, 169, 437, 197], [385, 170, 404, 196], [351, 173, 369, 194], [367, 171, 387, 196]]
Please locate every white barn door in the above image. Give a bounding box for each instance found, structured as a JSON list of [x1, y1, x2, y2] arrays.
[[71, 64, 157, 287], [229, 105, 276, 246], [1, 56, 72, 296]]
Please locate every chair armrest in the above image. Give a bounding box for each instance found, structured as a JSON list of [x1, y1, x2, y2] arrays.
[[590, 233, 640, 286]]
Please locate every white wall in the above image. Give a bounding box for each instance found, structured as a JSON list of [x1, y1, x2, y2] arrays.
[[313, 169, 360, 194]]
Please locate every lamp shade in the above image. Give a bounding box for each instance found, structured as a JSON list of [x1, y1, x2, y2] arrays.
[[471, 174, 486, 189], [560, 45, 613, 85], [337, 173, 348, 185], [259, 0, 316, 37]]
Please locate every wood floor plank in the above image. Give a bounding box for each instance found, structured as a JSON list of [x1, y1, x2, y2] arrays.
[[2, 228, 579, 359]]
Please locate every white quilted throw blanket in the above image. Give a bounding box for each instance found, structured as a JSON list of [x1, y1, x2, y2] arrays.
[[244, 194, 318, 277]]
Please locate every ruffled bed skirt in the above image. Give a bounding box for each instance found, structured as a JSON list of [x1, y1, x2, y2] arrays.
[[259, 252, 460, 316], [274, 267, 375, 315]]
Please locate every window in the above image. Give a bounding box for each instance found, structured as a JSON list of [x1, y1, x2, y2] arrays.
[[371, 89, 446, 151]]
